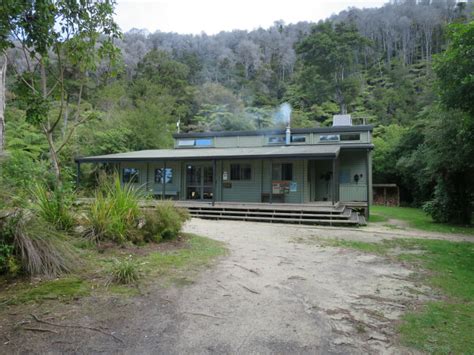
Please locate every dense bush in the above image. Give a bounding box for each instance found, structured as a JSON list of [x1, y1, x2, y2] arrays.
[[141, 201, 190, 241], [84, 177, 142, 244]]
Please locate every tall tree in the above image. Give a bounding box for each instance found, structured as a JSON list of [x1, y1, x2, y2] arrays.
[[293, 22, 369, 114], [0, 0, 121, 182], [433, 20, 474, 116]]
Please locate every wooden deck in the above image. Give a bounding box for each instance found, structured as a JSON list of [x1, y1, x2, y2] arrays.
[[75, 198, 367, 227]]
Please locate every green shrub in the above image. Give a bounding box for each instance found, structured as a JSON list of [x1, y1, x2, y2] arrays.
[[84, 177, 142, 244], [31, 183, 74, 231], [108, 257, 139, 284], [143, 201, 189, 241]]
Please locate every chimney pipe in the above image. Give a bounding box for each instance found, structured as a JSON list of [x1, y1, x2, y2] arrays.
[[285, 125, 291, 145]]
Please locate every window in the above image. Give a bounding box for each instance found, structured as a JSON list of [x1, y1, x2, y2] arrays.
[[230, 164, 252, 180], [178, 139, 195, 147], [267, 136, 285, 144], [155, 168, 173, 184], [123, 168, 139, 183], [195, 138, 212, 146], [272, 163, 293, 180], [320, 134, 340, 142], [340, 133, 360, 141], [291, 135, 306, 143]]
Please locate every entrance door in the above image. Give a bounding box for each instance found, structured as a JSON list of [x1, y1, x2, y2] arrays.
[[186, 164, 213, 200]]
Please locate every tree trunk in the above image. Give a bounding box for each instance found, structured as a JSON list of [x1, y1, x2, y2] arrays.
[[0, 53, 6, 154], [40, 60, 62, 183]]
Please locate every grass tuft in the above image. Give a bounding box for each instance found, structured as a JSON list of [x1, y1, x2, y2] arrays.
[[108, 257, 140, 285]]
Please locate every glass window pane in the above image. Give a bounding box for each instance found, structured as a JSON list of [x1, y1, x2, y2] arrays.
[[178, 139, 195, 146], [281, 163, 293, 180], [340, 133, 360, 141], [242, 164, 252, 180], [230, 164, 240, 180], [195, 138, 212, 146], [320, 134, 340, 142], [291, 135, 306, 143], [154, 168, 163, 183], [123, 168, 139, 183], [268, 136, 285, 144], [203, 166, 213, 184], [272, 164, 281, 180]]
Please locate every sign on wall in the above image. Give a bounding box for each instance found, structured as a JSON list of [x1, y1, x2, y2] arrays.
[[272, 181, 290, 194], [290, 181, 297, 192], [223, 171, 228, 181]]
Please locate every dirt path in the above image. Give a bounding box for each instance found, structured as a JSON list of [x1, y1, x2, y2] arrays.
[[1, 219, 445, 354]]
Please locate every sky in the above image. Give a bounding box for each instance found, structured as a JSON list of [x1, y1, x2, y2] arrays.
[[114, 0, 389, 35]]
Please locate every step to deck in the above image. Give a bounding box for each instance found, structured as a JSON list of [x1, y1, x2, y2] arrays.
[[185, 204, 363, 227]]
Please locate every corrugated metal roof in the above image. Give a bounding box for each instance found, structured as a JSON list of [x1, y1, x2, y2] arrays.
[[75, 144, 368, 163]]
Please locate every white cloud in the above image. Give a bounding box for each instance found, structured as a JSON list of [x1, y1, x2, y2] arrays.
[[114, 0, 388, 34]]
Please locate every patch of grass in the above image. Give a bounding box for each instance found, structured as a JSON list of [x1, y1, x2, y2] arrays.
[[372, 206, 474, 235], [325, 237, 474, 353], [12, 277, 91, 304], [140, 233, 226, 285], [0, 234, 226, 309], [368, 213, 389, 223]]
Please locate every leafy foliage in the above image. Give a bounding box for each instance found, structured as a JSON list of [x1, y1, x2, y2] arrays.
[[141, 202, 190, 242]]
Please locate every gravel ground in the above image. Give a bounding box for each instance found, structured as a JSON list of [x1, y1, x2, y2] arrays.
[[1, 218, 446, 354]]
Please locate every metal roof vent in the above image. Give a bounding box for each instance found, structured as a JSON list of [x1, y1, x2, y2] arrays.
[[332, 114, 352, 126]]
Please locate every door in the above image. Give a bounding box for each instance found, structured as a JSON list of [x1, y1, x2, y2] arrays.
[[186, 164, 213, 200]]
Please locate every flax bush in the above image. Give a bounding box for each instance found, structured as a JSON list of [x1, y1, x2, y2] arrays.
[[0, 210, 78, 277], [84, 177, 142, 244], [31, 183, 74, 231]]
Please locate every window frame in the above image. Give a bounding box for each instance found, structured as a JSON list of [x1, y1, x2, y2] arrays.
[[230, 163, 252, 181]]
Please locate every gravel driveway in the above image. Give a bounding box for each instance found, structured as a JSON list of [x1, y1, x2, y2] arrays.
[[1, 218, 437, 354]]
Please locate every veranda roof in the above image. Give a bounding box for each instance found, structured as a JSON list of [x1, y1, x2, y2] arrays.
[[75, 144, 373, 163]]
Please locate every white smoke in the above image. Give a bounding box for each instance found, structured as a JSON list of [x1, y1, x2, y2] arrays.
[[274, 102, 292, 127]]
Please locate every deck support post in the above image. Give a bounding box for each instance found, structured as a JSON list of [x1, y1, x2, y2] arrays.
[[331, 158, 336, 206], [212, 159, 216, 206], [162, 161, 166, 200], [146, 162, 150, 194], [270, 160, 273, 204], [366, 149, 370, 219], [76, 162, 81, 188]]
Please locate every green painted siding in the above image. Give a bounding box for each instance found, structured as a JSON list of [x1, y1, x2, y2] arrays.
[[118, 153, 370, 204], [338, 150, 368, 202], [220, 160, 262, 202]]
